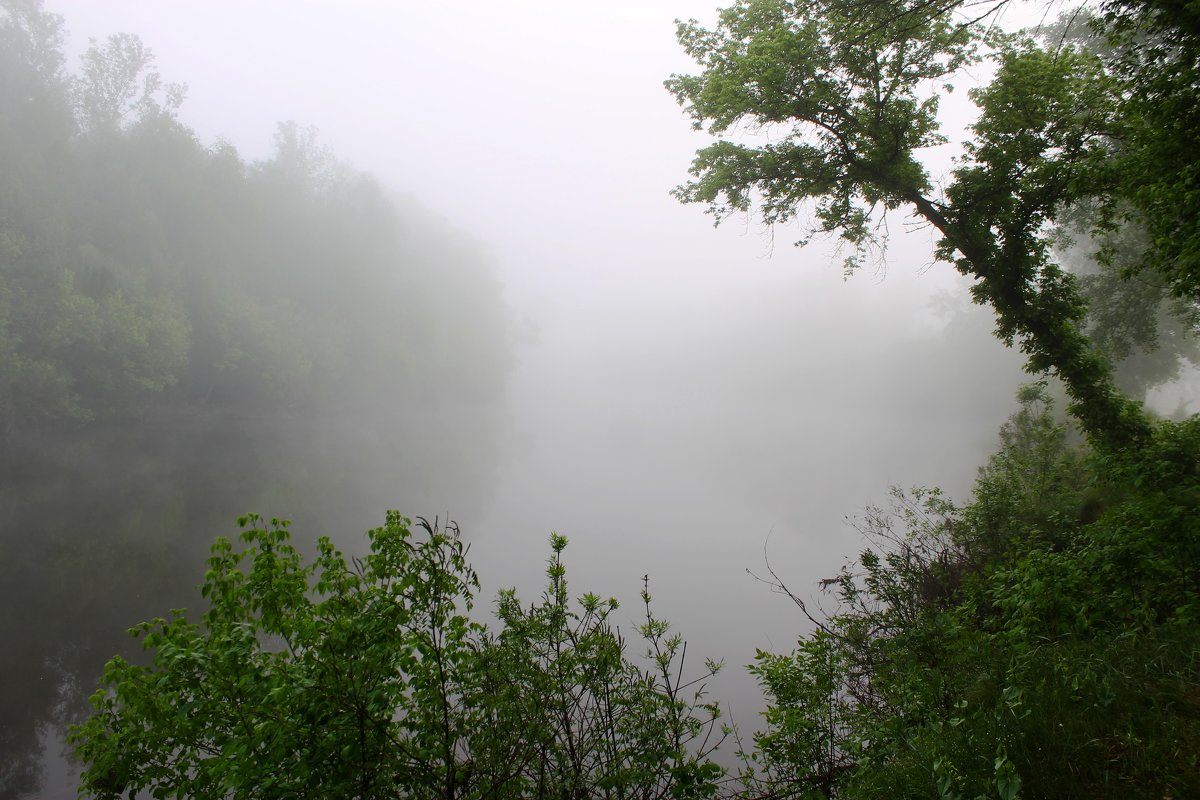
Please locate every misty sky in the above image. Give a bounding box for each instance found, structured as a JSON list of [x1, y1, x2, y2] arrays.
[[43, 0, 1030, 738]]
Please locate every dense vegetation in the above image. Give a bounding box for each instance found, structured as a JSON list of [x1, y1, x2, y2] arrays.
[[6, 0, 1197, 797], [0, 1, 511, 796], [70, 518, 726, 799], [745, 387, 1200, 798]]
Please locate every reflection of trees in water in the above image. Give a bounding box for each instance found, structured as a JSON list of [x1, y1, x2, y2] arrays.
[[2, 428, 200, 799], [1, 386, 508, 799]]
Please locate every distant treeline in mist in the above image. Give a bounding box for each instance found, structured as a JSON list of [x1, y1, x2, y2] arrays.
[[0, 3, 510, 796]]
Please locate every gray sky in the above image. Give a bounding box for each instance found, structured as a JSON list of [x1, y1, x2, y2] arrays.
[[46, 0, 1029, 742]]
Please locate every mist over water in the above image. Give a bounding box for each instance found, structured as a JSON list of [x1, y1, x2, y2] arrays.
[[0, 1, 1047, 796], [469, 265, 1026, 732]]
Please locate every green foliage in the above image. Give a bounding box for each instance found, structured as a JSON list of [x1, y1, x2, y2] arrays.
[[667, 0, 1175, 451], [0, 241, 190, 424], [1098, 0, 1200, 302], [0, 0, 512, 440], [666, 0, 975, 250], [72, 32, 186, 133], [1053, 207, 1200, 398], [70, 517, 726, 800], [748, 388, 1200, 798], [485, 537, 725, 799]]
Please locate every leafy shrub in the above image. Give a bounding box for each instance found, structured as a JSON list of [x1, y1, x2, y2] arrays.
[[70, 515, 725, 800], [748, 387, 1200, 799]]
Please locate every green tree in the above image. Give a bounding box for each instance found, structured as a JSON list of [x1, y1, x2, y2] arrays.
[[69, 515, 726, 800], [1098, 0, 1200, 301], [1058, 214, 1200, 399], [665, 0, 1175, 451], [1039, 8, 1200, 401], [72, 31, 185, 133]]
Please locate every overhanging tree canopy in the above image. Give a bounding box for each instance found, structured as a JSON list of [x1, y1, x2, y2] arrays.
[[667, 0, 1198, 451]]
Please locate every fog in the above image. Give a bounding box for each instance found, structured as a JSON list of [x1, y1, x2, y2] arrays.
[[3, 1, 1044, 795]]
